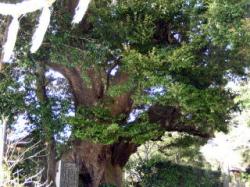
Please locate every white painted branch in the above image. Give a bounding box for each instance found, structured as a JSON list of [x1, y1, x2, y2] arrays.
[[2, 17, 19, 62], [0, 0, 55, 61], [30, 7, 51, 53], [72, 0, 92, 24], [0, 0, 91, 60]]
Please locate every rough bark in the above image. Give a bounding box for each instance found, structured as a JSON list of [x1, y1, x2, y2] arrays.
[[46, 138, 57, 186], [62, 140, 137, 187]]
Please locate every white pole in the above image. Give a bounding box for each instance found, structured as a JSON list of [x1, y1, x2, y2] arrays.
[[0, 116, 8, 186]]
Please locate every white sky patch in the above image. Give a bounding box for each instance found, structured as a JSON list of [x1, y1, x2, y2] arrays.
[[30, 6, 51, 53], [55, 125, 72, 143], [72, 0, 92, 24], [110, 65, 119, 76], [148, 86, 165, 96], [127, 110, 142, 123], [200, 110, 250, 173], [2, 16, 19, 62], [111, 0, 117, 5], [8, 115, 29, 141], [46, 69, 65, 79], [225, 80, 241, 91], [127, 106, 150, 123]]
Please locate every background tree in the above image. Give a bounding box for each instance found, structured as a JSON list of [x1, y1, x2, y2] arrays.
[[124, 133, 220, 186]]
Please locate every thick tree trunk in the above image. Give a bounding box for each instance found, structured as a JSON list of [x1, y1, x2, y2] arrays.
[[49, 64, 135, 186], [62, 140, 137, 187], [46, 138, 57, 186]]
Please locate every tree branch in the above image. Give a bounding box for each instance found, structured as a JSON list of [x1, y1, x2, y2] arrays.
[[148, 105, 212, 139], [48, 62, 97, 106]]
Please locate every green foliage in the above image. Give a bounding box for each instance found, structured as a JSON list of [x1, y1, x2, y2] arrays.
[[238, 82, 250, 108], [243, 149, 250, 165], [99, 184, 117, 187], [46, 0, 250, 144], [125, 134, 222, 186], [68, 107, 163, 144], [7, 0, 250, 146], [0, 66, 24, 123], [133, 158, 222, 187], [125, 131, 222, 186], [157, 133, 207, 167]]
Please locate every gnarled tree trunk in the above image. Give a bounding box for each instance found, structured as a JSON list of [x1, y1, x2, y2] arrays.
[[49, 62, 136, 187], [62, 141, 137, 187]]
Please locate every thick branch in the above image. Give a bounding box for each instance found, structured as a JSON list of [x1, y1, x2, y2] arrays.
[[86, 68, 104, 99], [111, 140, 137, 167], [148, 105, 212, 138], [48, 63, 97, 106], [109, 72, 133, 117], [49, 62, 133, 118]]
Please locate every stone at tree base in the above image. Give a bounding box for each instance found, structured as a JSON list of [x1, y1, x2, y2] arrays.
[[55, 160, 79, 187]]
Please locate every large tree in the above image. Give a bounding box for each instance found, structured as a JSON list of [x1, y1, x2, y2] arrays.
[[1, 0, 250, 186]]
